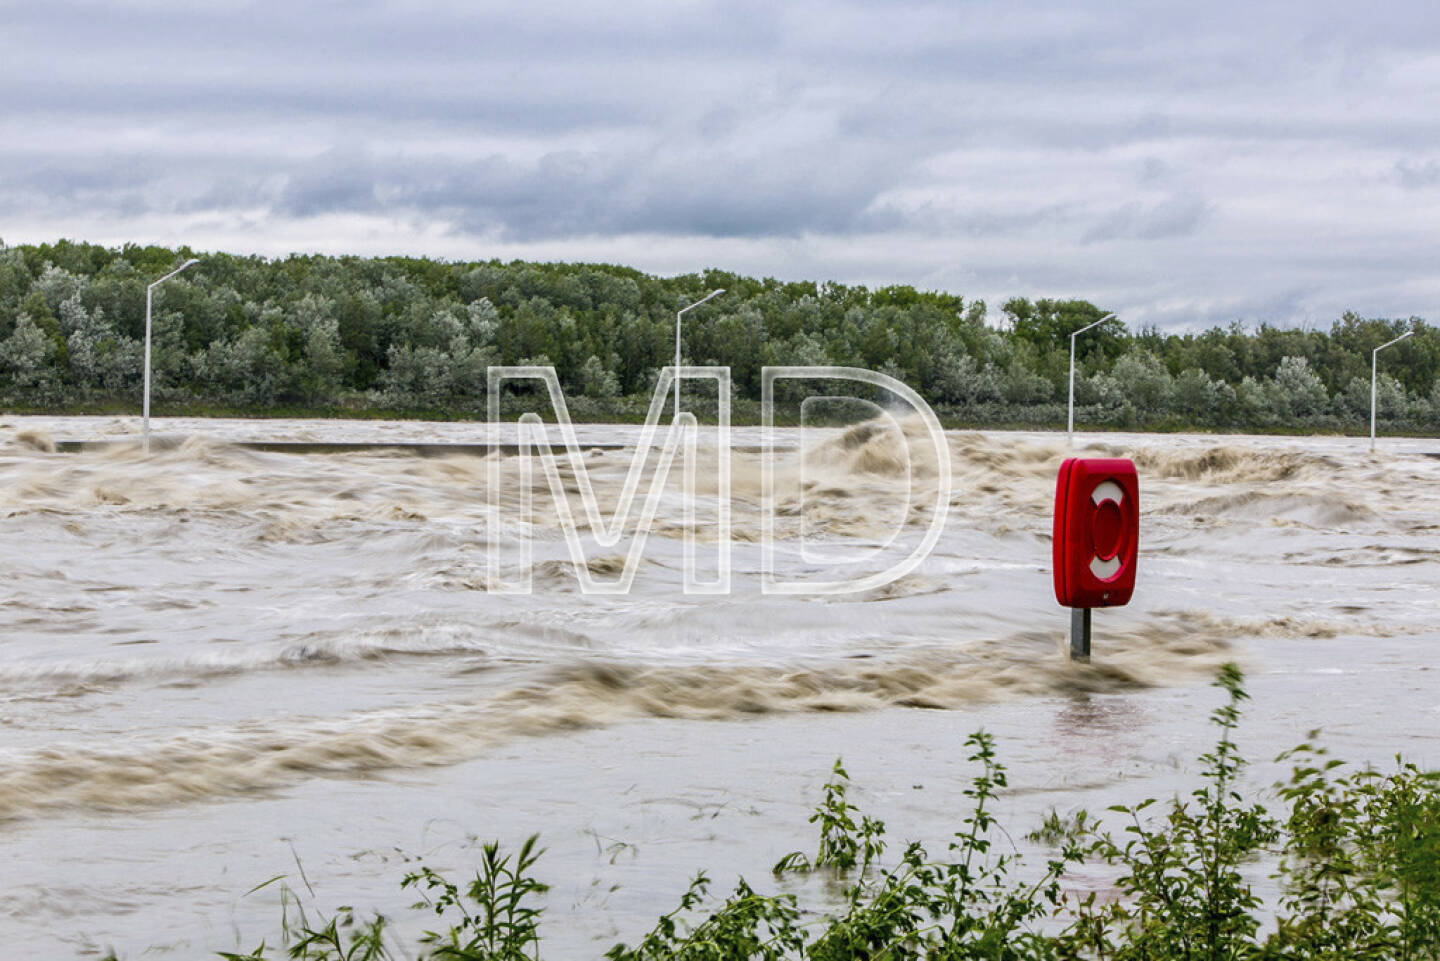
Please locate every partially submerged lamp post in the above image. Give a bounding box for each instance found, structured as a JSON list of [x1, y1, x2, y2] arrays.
[[1068, 312, 1116, 446], [1370, 330, 1413, 452], [143, 258, 200, 453], [674, 288, 725, 421]]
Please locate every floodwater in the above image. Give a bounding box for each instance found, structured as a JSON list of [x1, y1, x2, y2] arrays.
[[0, 414, 1437, 958]]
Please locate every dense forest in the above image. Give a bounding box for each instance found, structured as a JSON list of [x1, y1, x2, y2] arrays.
[[0, 239, 1436, 434]]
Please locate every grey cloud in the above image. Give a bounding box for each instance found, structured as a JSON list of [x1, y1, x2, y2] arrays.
[[1395, 160, 1440, 190], [274, 141, 904, 240], [1082, 195, 1211, 244], [4, 0, 782, 69], [863, 199, 1078, 239], [0, 151, 277, 217], [278, 149, 386, 217], [4, 76, 648, 135], [1137, 158, 1171, 185]]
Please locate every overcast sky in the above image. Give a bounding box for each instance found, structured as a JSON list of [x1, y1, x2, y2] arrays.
[[2, 0, 1437, 329]]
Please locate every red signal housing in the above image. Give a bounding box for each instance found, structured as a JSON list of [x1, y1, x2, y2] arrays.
[[1053, 458, 1139, 608]]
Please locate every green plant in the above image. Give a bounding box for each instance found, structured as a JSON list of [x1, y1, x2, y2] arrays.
[[794, 731, 1083, 960], [1354, 760, 1440, 958], [213, 903, 391, 961], [605, 873, 804, 961], [1262, 736, 1388, 958], [1064, 663, 1277, 960], [1026, 808, 1094, 848], [1261, 738, 1440, 960], [285, 909, 392, 961], [402, 834, 549, 960], [772, 758, 886, 875]]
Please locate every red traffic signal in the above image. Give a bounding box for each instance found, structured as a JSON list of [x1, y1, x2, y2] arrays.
[[1053, 458, 1139, 609]]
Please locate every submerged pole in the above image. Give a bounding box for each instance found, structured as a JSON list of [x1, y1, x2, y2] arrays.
[[1070, 607, 1091, 661]]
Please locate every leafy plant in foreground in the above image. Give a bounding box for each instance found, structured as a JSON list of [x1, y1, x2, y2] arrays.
[[1065, 663, 1278, 960], [775, 733, 1084, 959], [604, 873, 805, 961], [402, 834, 549, 960], [772, 758, 886, 875], [1263, 738, 1440, 960], [1352, 759, 1440, 957]]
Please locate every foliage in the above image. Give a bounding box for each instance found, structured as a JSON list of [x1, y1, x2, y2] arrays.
[[402, 835, 549, 960], [0, 241, 1435, 433], [1064, 663, 1278, 959], [772, 758, 886, 874], [1264, 740, 1440, 958], [603, 874, 804, 961]]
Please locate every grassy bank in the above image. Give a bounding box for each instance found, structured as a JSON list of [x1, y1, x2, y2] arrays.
[[104, 666, 1440, 960], [5, 394, 1437, 438]]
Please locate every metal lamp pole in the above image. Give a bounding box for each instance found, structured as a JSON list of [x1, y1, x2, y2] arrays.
[[143, 258, 200, 453], [1370, 329, 1413, 452], [674, 288, 725, 420], [1068, 312, 1116, 445]]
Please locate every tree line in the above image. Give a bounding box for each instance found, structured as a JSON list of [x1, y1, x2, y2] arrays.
[[1, 239, 1436, 433]]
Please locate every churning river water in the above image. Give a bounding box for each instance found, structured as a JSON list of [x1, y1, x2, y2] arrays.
[[0, 414, 1437, 958]]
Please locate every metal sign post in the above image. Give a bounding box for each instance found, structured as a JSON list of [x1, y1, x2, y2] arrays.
[[1070, 607, 1092, 661]]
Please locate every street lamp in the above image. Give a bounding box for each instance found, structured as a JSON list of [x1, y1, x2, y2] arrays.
[[1068, 312, 1117, 445], [1370, 329, 1413, 452], [143, 258, 200, 453], [674, 288, 725, 420]]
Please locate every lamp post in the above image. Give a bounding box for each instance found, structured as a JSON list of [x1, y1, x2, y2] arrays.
[[1068, 312, 1116, 445], [1370, 329, 1413, 452], [674, 288, 725, 420], [143, 258, 200, 453]]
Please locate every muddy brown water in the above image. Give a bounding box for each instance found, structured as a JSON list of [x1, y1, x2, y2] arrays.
[[0, 415, 1437, 957]]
